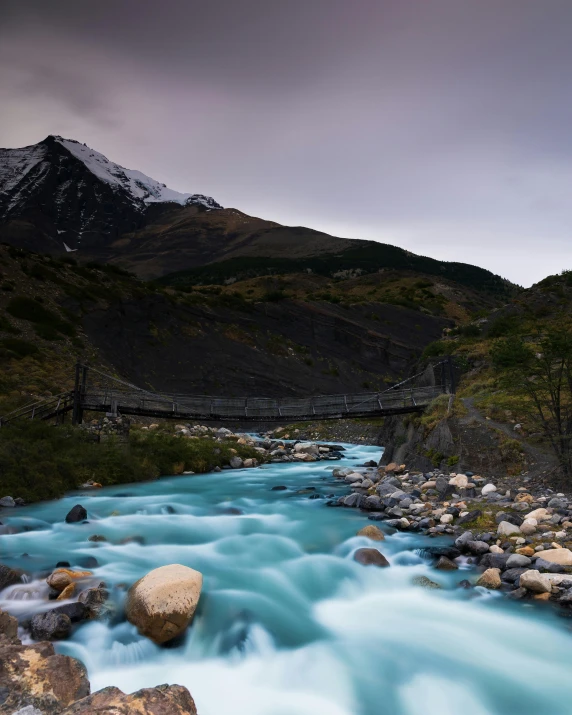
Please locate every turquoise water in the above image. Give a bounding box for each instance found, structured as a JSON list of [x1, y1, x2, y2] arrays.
[[2, 442, 572, 715]]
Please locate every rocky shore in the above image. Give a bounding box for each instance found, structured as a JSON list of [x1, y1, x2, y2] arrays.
[[335, 459, 572, 603]]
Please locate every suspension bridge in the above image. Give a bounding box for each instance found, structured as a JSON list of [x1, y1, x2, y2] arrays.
[[0, 358, 456, 427]]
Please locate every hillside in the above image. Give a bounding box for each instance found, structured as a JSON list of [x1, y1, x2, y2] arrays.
[[0, 243, 513, 417]]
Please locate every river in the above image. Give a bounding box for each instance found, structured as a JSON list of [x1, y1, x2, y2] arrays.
[[2, 441, 572, 715]]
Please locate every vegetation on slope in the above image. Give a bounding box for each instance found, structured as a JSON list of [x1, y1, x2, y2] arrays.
[[0, 421, 262, 503]]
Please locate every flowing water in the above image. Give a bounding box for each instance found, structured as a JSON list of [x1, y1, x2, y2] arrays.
[[2, 441, 572, 715]]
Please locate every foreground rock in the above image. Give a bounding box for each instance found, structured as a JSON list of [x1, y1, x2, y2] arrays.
[[126, 564, 203, 644], [30, 610, 72, 641], [0, 608, 197, 714], [61, 684, 197, 714], [357, 525, 385, 541], [65, 505, 87, 523]]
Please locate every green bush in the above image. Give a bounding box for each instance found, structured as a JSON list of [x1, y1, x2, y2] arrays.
[[0, 422, 264, 503]]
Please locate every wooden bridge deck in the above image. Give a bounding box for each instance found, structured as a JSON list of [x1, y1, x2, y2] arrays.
[[0, 360, 453, 426]]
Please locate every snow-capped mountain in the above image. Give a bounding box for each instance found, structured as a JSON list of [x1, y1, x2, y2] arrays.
[[0, 135, 222, 252]]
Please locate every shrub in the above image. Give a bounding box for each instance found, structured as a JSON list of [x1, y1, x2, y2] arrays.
[[0, 338, 40, 358], [6, 297, 76, 337]]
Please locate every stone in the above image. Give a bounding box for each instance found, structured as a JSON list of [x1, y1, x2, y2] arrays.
[[46, 570, 73, 593], [534, 558, 564, 573], [52, 602, 88, 623], [57, 583, 76, 600], [229, 456, 243, 469], [548, 497, 568, 511], [353, 548, 390, 567], [526, 508, 551, 522], [440, 514, 454, 524], [62, 684, 198, 714], [78, 586, 109, 619], [448, 474, 468, 489], [506, 554, 532, 569], [126, 564, 203, 644], [65, 505, 87, 523], [385, 462, 398, 472], [476, 568, 502, 589], [87, 534, 107, 542], [519, 570, 552, 593], [30, 610, 72, 640], [466, 540, 490, 556], [456, 510, 482, 526], [412, 575, 442, 589], [502, 568, 528, 583], [497, 521, 521, 537], [516, 546, 535, 557], [0, 608, 19, 642], [520, 519, 537, 535], [0, 496, 16, 508], [455, 531, 474, 549], [507, 587, 528, 600], [489, 545, 504, 554], [435, 556, 458, 571], [481, 483, 497, 495], [533, 548, 572, 566], [0, 639, 89, 713], [357, 525, 385, 541], [515, 493, 534, 503], [0, 563, 23, 592]]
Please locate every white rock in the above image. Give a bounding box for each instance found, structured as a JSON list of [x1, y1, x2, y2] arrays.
[[519, 570, 552, 593], [526, 508, 551, 522], [481, 483, 497, 496], [448, 474, 468, 489], [520, 519, 537, 535], [126, 564, 203, 644], [489, 545, 504, 554], [440, 514, 454, 524], [533, 548, 572, 566], [497, 521, 521, 536]]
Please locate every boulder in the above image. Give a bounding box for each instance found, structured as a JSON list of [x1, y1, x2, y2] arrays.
[[353, 548, 390, 567], [229, 456, 243, 469], [533, 548, 572, 566], [0, 608, 18, 642], [126, 564, 203, 644], [62, 684, 198, 714], [476, 568, 502, 589], [0, 563, 23, 592], [497, 521, 521, 537], [466, 540, 490, 556], [481, 483, 497, 495], [506, 554, 532, 569], [520, 519, 537, 535], [0, 496, 16, 508], [357, 525, 385, 541], [293, 442, 320, 456], [30, 610, 72, 641], [520, 570, 552, 593], [0, 639, 89, 713], [65, 505, 87, 523]]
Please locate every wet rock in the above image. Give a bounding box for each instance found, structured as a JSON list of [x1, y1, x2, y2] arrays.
[[476, 568, 502, 589], [502, 568, 528, 583], [46, 570, 73, 593], [229, 456, 243, 469], [62, 684, 198, 714], [458, 579, 473, 589], [271, 485, 287, 491], [479, 553, 511, 570], [353, 548, 390, 567], [126, 564, 203, 644], [357, 525, 385, 541], [363, 495, 382, 510], [466, 540, 490, 556], [30, 610, 72, 640], [78, 585, 109, 619], [412, 575, 442, 589], [87, 534, 107, 542], [52, 602, 88, 623], [0, 563, 23, 592], [455, 531, 474, 549], [435, 556, 458, 571], [507, 587, 528, 600], [0, 608, 19, 642], [65, 505, 87, 523], [0, 496, 16, 508]]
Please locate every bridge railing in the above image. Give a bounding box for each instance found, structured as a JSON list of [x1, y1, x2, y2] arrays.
[[81, 384, 445, 420]]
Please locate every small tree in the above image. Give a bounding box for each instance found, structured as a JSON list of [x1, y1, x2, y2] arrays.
[[491, 322, 572, 480]]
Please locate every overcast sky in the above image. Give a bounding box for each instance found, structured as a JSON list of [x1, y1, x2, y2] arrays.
[[2, 0, 571, 287]]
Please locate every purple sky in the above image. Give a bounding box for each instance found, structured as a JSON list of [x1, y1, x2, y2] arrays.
[[2, 0, 572, 287]]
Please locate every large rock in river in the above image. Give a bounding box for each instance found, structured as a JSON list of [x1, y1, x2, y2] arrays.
[[126, 564, 203, 644], [353, 548, 390, 567]]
